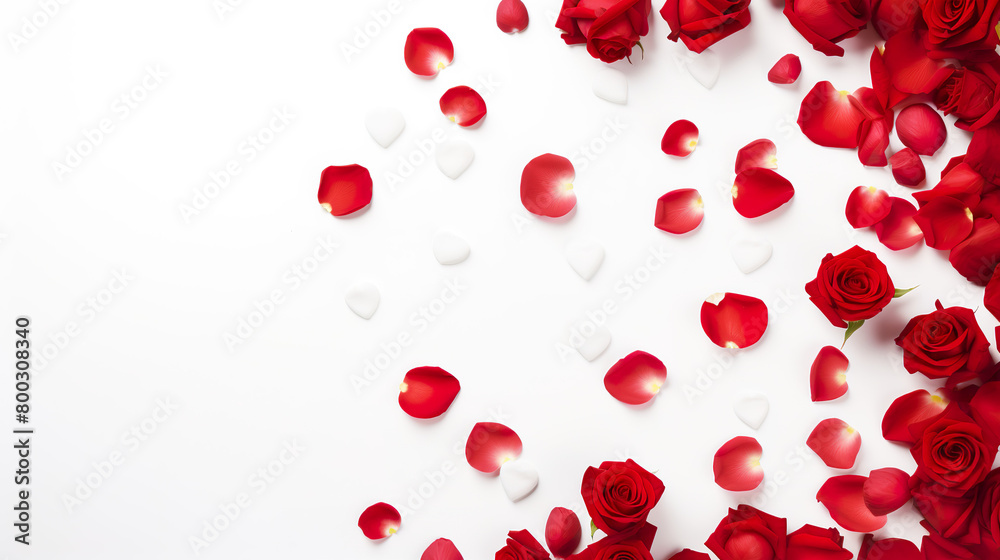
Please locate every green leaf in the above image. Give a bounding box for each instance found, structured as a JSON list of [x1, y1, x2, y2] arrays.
[[843, 320, 865, 347], [590, 520, 598, 539], [894, 286, 917, 298]]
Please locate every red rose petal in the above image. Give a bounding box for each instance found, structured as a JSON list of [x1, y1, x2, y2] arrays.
[[768, 54, 802, 84], [661, 120, 699, 157], [889, 148, 926, 187], [896, 104, 947, 156], [496, 0, 529, 33], [700, 292, 769, 349], [810, 346, 849, 402], [798, 82, 867, 149], [520, 154, 576, 218], [858, 118, 891, 167], [913, 196, 974, 250], [859, 535, 921, 560], [949, 217, 1000, 286], [358, 502, 401, 540], [872, 197, 923, 250], [439, 86, 486, 127], [817, 476, 888, 533], [845, 186, 891, 228], [669, 551, 711, 560], [915, 163, 985, 210], [654, 188, 704, 234], [398, 366, 461, 419], [863, 467, 911, 516], [318, 164, 373, 217], [807, 418, 861, 469], [465, 422, 523, 473], [881, 389, 948, 444], [713, 436, 764, 491], [604, 351, 668, 405], [732, 168, 794, 218], [968, 121, 1000, 184], [986, 266, 1000, 322], [881, 26, 953, 97], [404, 28, 454, 77], [735, 139, 778, 174], [422, 538, 464, 560], [545, 507, 581, 558]]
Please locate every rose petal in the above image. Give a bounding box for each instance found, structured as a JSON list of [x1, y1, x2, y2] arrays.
[[520, 154, 576, 218], [914, 163, 985, 210], [604, 351, 668, 405], [889, 148, 926, 187], [358, 502, 401, 540], [732, 168, 794, 218], [896, 104, 947, 156], [873, 197, 923, 250], [404, 28, 454, 77], [496, 0, 529, 33], [735, 139, 778, 174], [318, 164, 373, 217], [845, 186, 891, 228], [863, 467, 911, 516], [798, 82, 867, 149], [807, 418, 861, 469], [701, 292, 768, 349], [465, 422, 523, 473], [713, 436, 764, 491], [949, 217, 1000, 286], [768, 54, 802, 84], [545, 507, 581, 558], [970, 382, 1000, 444], [422, 538, 464, 560], [881, 389, 948, 444], [967, 121, 1000, 184], [654, 188, 705, 234], [439, 86, 486, 127], [986, 265, 1000, 322], [661, 120, 699, 157], [669, 550, 711, 560], [859, 535, 921, 560], [913, 196, 974, 250], [398, 366, 461, 419], [817, 476, 888, 533], [810, 346, 849, 402], [881, 26, 953, 97]]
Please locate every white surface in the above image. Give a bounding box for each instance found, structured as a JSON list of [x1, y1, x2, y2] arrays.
[[0, 0, 994, 559]]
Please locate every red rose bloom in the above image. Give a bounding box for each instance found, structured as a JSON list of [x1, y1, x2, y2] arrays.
[[786, 525, 852, 560], [556, 0, 652, 63], [921, 0, 1000, 58], [935, 58, 1000, 131], [581, 460, 664, 536], [659, 0, 751, 53], [976, 469, 1000, 548], [705, 505, 787, 560], [910, 405, 998, 495], [894, 301, 994, 387], [783, 0, 871, 57], [911, 480, 979, 543], [497, 530, 551, 560], [805, 245, 895, 328], [568, 523, 656, 560]]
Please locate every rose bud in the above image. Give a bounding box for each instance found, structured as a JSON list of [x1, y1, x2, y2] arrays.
[[556, 0, 652, 63], [863, 467, 911, 515]]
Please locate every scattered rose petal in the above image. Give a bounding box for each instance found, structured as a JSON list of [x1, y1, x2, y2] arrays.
[[730, 235, 773, 274], [878, 27, 953, 102], [896, 103, 947, 156], [949, 217, 1000, 286], [520, 154, 576, 218], [572, 323, 611, 361], [732, 168, 795, 218], [859, 535, 920, 560], [436, 139, 475, 179], [318, 164, 373, 217], [440, 86, 486, 127], [817, 476, 887, 533], [858, 117, 892, 167], [466, 422, 523, 473], [807, 418, 861, 469], [422, 538, 464, 560], [499, 458, 539, 502], [987, 267, 1000, 321], [661, 120, 699, 157], [566, 239, 604, 280], [701, 292, 769, 349], [432, 231, 471, 265], [889, 148, 925, 187], [358, 502, 401, 540], [967, 121, 1000, 184], [345, 281, 380, 319], [404, 28, 454, 77], [735, 139, 778, 174], [496, 0, 529, 33], [686, 48, 721, 89], [365, 108, 405, 148], [798, 82, 866, 149], [768, 54, 802, 84], [593, 67, 628, 104], [713, 436, 764, 491], [913, 196, 974, 250], [863, 467, 911, 515], [398, 366, 461, 419], [604, 351, 668, 405], [655, 189, 705, 234], [881, 389, 949, 444], [872, 197, 923, 250], [734, 393, 770, 430], [845, 186, 891, 229], [546, 507, 581, 558], [810, 346, 849, 402]]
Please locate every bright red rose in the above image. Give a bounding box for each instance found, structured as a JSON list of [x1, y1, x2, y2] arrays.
[[705, 505, 787, 560], [581, 460, 664, 536], [567, 524, 655, 560], [935, 58, 1000, 131], [805, 246, 895, 328], [894, 301, 994, 386], [556, 0, 652, 63], [659, 0, 751, 53], [785, 525, 852, 560], [921, 0, 1000, 58], [497, 530, 550, 560], [784, 0, 871, 57], [910, 405, 998, 495]]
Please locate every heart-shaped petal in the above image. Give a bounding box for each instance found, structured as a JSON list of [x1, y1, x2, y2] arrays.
[[730, 235, 772, 274], [499, 458, 539, 502], [365, 108, 405, 148], [807, 418, 861, 469], [566, 239, 604, 280], [345, 281, 380, 319], [432, 231, 471, 265], [593, 67, 628, 104], [713, 436, 764, 491], [732, 168, 794, 218], [520, 154, 576, 218], [398, 366, 461, 419], [604, 350, 668, 405], [701, 292, 768, 349], [466, 422, 523, 473], [734, 393, 770, 430], [404, 28, 454, 77], [810, 346, 849, 402], [436, 140, 474, 179]]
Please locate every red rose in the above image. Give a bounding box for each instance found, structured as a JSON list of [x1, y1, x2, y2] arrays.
[[568, 523, 656, 560], [921, 0, 1000, 58], [805, 245, 895, 328], [785, 525, 852, 560], [783, 0, 871, 57], [935, 58, 1000, 131], [581, 460, 664, 536], [705, 505, 787, 560], [911, 480, 979, 542], [556, 0, 652, 63], [975, 469, 1000, 547], [910, 405, 998, 495], [894, 301, 994, 387], [659, 0, 751, 54], [497, 530, 551, 560]]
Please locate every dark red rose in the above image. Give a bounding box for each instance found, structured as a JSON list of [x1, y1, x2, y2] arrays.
[[581, 459, 664, 536], [975, 469, 1000, 547], [556, 0, 652, 63], [910, 404, 998, 495], [705, 505, 787, 560], [659, 0, 751, 53], [935, 58, 1000, 131], [783, 0, 871, 57], [567, 523, 656, 560], [785, 524, 852, 560], [805, 245, 895, 328], [894, 301, 994, 386], [920, 527, 978, 560], [921, 0, 1000, 58], [911, 479, 979, 543], [497, 530, 550, 560]]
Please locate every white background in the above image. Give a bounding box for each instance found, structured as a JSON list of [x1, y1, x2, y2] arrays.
[[0, 0, 996, 558]]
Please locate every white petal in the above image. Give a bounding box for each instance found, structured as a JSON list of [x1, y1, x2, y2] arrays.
[[730, 235, 773, 274], [365, 108, 405, 148], [592, 68, 628, 105], [734, 393, 769, 430], [566, 239, 604, 281], [499, 459, 539, 502], [345, 281, 380, 319], [432, 231, 471, 265], [436, 140, 475, 179]]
